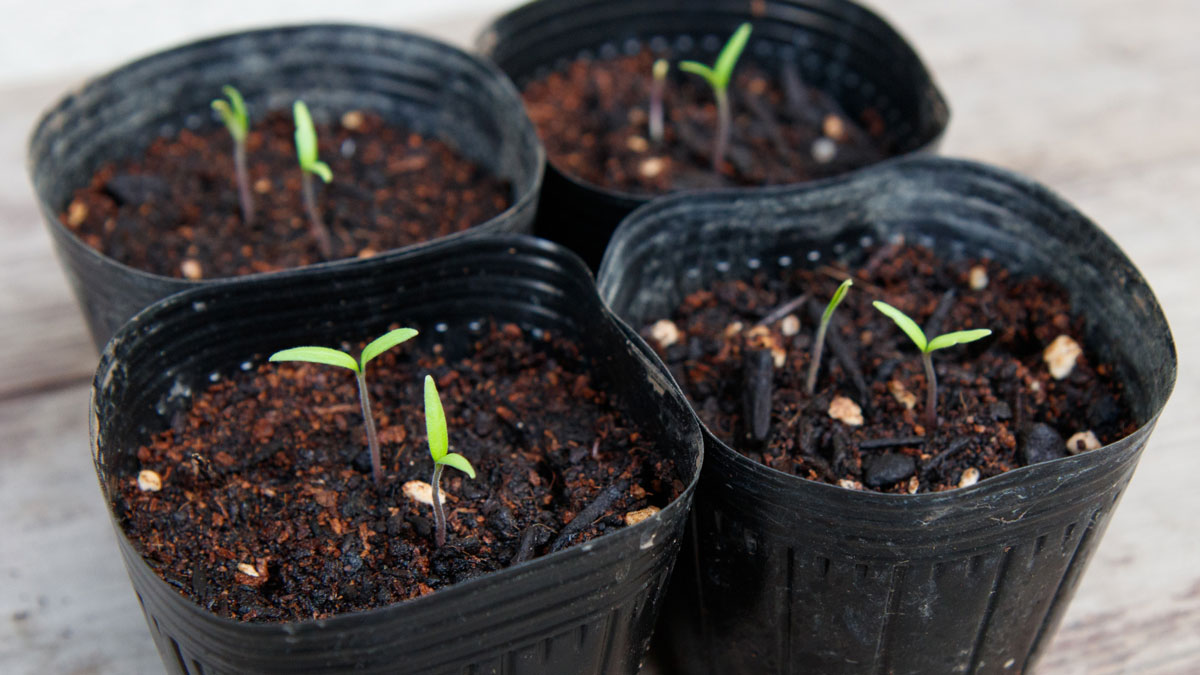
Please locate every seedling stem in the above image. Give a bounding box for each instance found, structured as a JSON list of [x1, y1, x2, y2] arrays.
[[872, 301, 992, 432], [424, 375, 477, 547], [293, 100, 334, 259], [678, 22, 752, 172], [211, 86, 254, 225], [805, 278, 853, 395], [269, 328, 418, 487], [649, 59, 669, 144]]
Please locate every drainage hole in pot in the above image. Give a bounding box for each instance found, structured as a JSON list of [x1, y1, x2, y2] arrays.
[[674, 35, 695, 52], [778, 255, 793, 267], [599, 42, 619, 60], [1062, 523, 1078, 548]]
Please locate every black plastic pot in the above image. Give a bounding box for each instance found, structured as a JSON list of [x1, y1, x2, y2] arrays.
[[30, 23, 544, 351], [596, 157, 1177, 674], [478, 0, 948, 270], [91, 234, 701, 674]]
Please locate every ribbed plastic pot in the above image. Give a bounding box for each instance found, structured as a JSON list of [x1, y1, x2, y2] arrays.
[[30, 23, 544, 351], [478, 0, 949, 271], [91, 235, 701, 675], [596, 157, 1177, 674]]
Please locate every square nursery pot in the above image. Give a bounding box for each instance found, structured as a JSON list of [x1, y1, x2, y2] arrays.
[[91, 235, 701, 674], [478, 0, 948, 270], [29, 23, 544, 350], [596, 157, 1177, 674]]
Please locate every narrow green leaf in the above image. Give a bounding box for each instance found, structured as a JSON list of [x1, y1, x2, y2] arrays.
[[211, 102, 238, 141], [212, 86, 248, 142], [927, 328, 993, 352], [293, 100, 318, 168], [361, 328, 418, 368], [678, 61, 718, 89], [269, 346, 359, 372], [222, 85, 248, 133], [713, 22, 753, 90], [436, 452, 476, 480], [873, 301, 928, 352], [309, 160, 333, 183], [424, 375, 448, 462], [821, 279, 853, 325]]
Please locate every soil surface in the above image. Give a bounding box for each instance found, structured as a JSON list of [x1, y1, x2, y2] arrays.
[[116, 323, 682, 622], [64, 111, 511, 279], [641, 243, 1135, 493], [522, 49, 887, 195]]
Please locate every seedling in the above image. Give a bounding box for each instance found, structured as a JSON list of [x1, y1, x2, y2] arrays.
[[211, 85, 254, 225], [293, 100, 334, 259], [678, 22, 752, 171], [805, 278, 853, 395], [423, 375, 477, 548], [649, 59, 669, 144], [872, 301, 992, 432], [269, 327, 418, 487]]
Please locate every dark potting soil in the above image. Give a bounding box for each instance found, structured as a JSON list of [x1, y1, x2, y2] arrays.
[[63, 111, 511, 279], [641, 243, 1136, 494], [521, 49, 886, 195], [116, 323, 681, 622]]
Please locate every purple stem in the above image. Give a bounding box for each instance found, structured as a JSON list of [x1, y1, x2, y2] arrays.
[[649, 77, 665, 144], [233, 140, 254, 225], [805, 316, 829, 395], [713, 87, 731, 172], [431, 463, 447, 547], [355, 371, 382, 487], [922, 351, 938, 432], [301, 171, 333, 259]]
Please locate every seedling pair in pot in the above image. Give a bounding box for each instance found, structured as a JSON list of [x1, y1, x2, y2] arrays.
[[211, 87, 335, 258], [806, 278, 992, 433], [647, 23, 752, 172], [269, 328, 475, 548]]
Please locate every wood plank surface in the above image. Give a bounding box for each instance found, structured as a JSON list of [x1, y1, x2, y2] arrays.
[[1, 1, 1197, 673]]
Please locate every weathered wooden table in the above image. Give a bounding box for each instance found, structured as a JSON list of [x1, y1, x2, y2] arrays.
[[2, 2, 1197, 673]]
